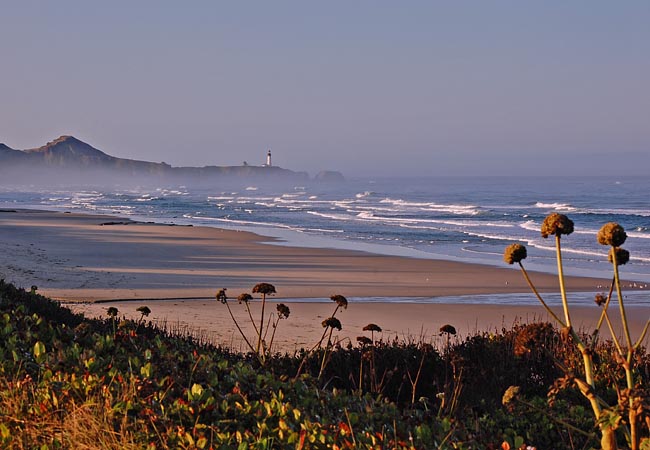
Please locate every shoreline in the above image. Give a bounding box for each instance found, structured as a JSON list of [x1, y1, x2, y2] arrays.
[[2, 207, 647, 351], [0, 208, 617, 302]]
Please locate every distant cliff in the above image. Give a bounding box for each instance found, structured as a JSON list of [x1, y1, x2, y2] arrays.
[[0, 136, 318, 183]]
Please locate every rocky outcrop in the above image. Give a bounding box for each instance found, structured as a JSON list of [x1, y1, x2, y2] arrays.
[[314, 170, 345, 182]]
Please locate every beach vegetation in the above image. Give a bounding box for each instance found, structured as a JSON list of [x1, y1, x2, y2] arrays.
[[2, 279, 649, 448], [504, 217, 650, 449], [217, 284, 286, 365]]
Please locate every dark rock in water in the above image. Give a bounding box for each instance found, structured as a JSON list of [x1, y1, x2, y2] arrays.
[[99, 221, 130, 226], [314, 170, 345, 182]]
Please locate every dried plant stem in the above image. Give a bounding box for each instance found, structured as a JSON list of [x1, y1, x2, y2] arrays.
[[244, 302, 260, 338], [602, 310, 625, 357], [555, 235, 572, 327], [224, 301, 256, 355], [318, 327, 335, 380], [256, 293, 267, 355], [552, 237, 599, 393], [612, 252, 638, 450], [518, 263, 565, 326], [594, 279, 615, 333], [407, 351, 426, 405], [634, 319, 650, 350], [267, 316, 281, 355], [612, 254, 633, 350], [295, 304, 342, 379], [521, 258, 601, 415]]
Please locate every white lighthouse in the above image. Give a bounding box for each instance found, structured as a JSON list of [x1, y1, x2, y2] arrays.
[[266, 148, 272, 167]]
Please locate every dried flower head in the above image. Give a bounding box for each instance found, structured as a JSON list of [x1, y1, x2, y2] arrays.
[[597, 222, 627, 247], [594, 293, 607, 307], [502, 385, 521, 407], [608, 247, 630, 266], [513, 322, 555, 357], [439, 324, 456, 335], [107, 307, 119, 318], [363, 323, 382, 333], [503, 243, 527, 264], [276, 303, 290, 319], [237, 293, 253, 304], [322, 317, 342, 331], [356, 336, 373, 346], [216, 288, 228, 304], [136, 306, 151, 317], [541, 213, 574, 238], [252, 283, 276, 295], [330, 294, 348, 309]]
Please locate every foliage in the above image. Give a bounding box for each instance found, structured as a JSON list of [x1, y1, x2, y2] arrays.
[[1, 279, 648, 449]]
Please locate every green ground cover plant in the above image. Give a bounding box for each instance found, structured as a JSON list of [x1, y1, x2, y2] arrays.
[[2, 279, 647, 449]]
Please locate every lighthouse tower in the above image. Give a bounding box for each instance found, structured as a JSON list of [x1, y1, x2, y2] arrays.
[[266, 148, 272, 167]]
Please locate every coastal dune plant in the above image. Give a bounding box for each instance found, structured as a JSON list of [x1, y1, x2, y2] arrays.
[[503, 215, 650, 449], [296, 294, 348, 379], [217, 283, 286, 364]]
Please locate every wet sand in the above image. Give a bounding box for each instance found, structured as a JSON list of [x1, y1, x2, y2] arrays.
[[0, 209, 609, 301]]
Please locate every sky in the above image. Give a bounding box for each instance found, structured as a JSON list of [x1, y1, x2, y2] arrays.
[[1, 1, 649, 177]]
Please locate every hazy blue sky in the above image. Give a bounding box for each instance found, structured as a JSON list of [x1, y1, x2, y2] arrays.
[[1, 1, 649, 176]]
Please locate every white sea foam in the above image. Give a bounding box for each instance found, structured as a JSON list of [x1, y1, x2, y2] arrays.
[[307, 211, 359, 221], [534, 201, 576, 211], [379, 198, 480, 215]]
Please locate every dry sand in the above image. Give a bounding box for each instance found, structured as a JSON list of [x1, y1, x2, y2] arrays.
[[1, 208, 647, 351], [68, 299, 650, 353]]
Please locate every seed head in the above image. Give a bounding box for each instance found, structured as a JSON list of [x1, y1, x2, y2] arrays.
[[252, 283, 276, 295], [322, 317, 342, 331], [597, 222, 627, 247], [330, 294, 348, 309], [503, 243, 527, 264], [439, 324, 456, 336], [594, 293, 607, 307], [237, 293, 253, 304], [216, 288, 228, 304], [356, 336, 373, 346], [363, 323, 382, 333], [276, 303, 290, 319], [541, 213, 574, 238], [107, 307, 119, 318], [136, 306, 151, 317], [608, 247, 630, 266]]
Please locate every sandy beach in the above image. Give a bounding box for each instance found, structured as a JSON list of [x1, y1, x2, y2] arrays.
[[70, 299, 650, 353], [1, 208, 647, 350]]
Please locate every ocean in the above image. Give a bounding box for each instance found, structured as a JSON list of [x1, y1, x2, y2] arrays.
[[1, 175, 650, 292]]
